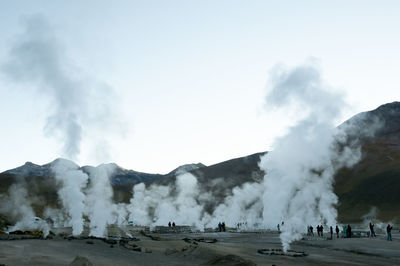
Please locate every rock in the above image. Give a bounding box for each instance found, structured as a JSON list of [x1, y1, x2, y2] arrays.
[[128, 240, 138, 246], [103, 239, 117, 245], [165, 248, 179, 255], [132, 247, 142, 252], [69, 256, 93, 266], [203, 254, 257, 266]]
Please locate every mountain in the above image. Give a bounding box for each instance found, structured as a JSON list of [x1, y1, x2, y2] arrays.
[[0, 102, 399, 223], [334, 101, 400, 222]]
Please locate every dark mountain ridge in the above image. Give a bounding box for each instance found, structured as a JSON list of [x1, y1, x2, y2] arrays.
[[1, 101, 399, 223]]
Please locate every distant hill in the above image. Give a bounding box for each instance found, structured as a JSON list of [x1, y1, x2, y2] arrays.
[[0, 102, 399, 223], [334, 101, 400, 222]]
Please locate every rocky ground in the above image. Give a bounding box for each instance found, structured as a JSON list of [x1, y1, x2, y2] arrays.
[[0, 227, 399, 265]]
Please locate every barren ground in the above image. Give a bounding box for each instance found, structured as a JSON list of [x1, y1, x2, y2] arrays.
[[0, 228, 399, 266]]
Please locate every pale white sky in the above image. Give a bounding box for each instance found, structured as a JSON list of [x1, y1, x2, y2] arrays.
[[0, 0, 399, 173]]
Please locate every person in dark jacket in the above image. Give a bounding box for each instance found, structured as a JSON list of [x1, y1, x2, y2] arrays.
[[347, 224, 352, 238], [369, 222, 376, 237], [330, 226, 333, 240], [387, 224, 393, 241], [335, 225, 340, 238]]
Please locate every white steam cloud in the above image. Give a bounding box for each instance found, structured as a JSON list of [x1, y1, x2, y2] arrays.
[[1, 14, 128, 237], [84, 163, 128, 237], [52, 159, 89, 236], [125, 61, 373, 252], [259, 61, 362, 251], [128, 173, 206, 228], [1, 14, 123, 161], [0, 183, 50, 237]]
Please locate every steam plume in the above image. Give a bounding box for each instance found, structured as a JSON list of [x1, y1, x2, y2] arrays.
[[51, 159, 88, 236], [260, 61, 361, 251], [1, 14, 122, 161], [84, 163, 127, 237]]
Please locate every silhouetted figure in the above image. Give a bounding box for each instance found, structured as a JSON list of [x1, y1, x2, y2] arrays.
[[310, 225, 314, 236], [387, 224, 393, 241], [330, 226, 333, 240], [222, 222, 226, 232], [335, 225, 339, 238], [218, 222, 222, 232], [320, 225, 324, 237], [168, 222, 171, 227], [316, 225, 320, 236], [343, 225, 347, 238], [277, 224, 280, 232], [347, 224, 352, 238], [172, 222, 176, 227], [369, 222, 376, 237]]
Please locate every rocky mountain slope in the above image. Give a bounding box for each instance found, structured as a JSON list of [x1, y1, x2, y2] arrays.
[[334, 101, 400, 222], [0, 102, 399, 223]]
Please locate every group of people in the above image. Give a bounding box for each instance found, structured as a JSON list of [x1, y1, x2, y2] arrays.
[[236, 222, 247, 229], [218, 222, 226, 232], [370, 222, 393, 241], [305, 222, 395, 241], [167, 221, 176, 227]]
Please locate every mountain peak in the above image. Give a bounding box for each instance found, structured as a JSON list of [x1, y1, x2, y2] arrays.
[[167, 163, 206, 176]]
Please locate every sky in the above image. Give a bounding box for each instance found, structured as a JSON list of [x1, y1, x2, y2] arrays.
[[0, 0, 399, 174]]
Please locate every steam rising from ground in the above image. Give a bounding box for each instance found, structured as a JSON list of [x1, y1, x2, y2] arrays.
[[1, 15, 125, 237], [0, 183, 50, 236], [84, 163, 128, 237], [1, 14, 122, 161], [126, 61, 374, 251], [52, 159, 88, 235], [0, 17, 381, 250], [259, 62, 362, 251], [128, 173, 206, 228]]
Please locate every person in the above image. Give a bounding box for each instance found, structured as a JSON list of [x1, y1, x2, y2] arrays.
[[335, 225, 339, 238], [222, 222, 226, 232], [343, 225, 347, 238], [347, 224, 352, 238], [218, 222, 222, 232], [330, 226, 333, 240], [369, 222, 376, 237], [310, 225, 314, 236], [387, 224, 393, 241], [320, 225, 324, 237], [277, 224, 280, 232], [168, 221, 171, 227], [172, 222, 176, 227], [317, 225, 320, 236]]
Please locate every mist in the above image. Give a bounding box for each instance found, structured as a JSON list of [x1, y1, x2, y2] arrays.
[[1, 14, 123, 161]]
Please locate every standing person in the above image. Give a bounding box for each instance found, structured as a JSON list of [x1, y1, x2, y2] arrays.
[[218, 222, 222, 232], [387, 224, 393, 241], [321, 225, 324, 237], [168, 222, 171, 227], [347, 224, 352, 238], [277, 224, 280, 232], [310, 225, 314, 236], [335, 225, 340, 238], [369, 222, 376, 237], [343, 225, 347, 238], [330, 226, 333, 240], [172, 222, 176, 227], [317, 225, 320, 236]]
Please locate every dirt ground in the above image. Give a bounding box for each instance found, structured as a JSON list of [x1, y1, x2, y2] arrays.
[[0, 228, 399, 266]]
